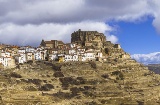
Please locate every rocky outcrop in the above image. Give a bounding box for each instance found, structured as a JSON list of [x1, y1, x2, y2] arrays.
[[71, 29, 106, 47]]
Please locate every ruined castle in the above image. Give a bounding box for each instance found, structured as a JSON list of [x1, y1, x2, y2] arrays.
[[71, 29, 106, 48]]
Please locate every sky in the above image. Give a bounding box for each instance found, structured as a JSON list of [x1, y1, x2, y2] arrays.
[[0, 0, 160, 64]]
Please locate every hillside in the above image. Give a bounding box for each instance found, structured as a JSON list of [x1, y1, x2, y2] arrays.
[[0, 59, 160, 105]]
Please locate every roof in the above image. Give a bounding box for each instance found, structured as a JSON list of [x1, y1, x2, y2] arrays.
[[44, 41, 54, 44], [58, 41, 64, 45]]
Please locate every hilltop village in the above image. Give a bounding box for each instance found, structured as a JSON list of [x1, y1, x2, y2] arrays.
[[0, 29, 130, 69], [1, 29, 160, 105]]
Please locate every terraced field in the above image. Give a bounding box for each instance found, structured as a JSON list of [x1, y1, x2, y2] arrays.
[[0, 60, 160, 105]]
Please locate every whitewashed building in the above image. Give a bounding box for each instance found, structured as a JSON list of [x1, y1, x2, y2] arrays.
[[26, 52, 34, 61], [34, 50, 47, 61], [64, 54, 78, 62], [18, 49, 26, 54], [16, 53, 27, 64], [1, 52, 11, 57], [77, 48, 85, 55], [26, 47, 35, 53], [0, 57, 11, 67], [0, 56, 16, 68], [84, 51, 96, 61], [69, 49, 76, 55], [49, 54, 58, 61], [96, 52, 103, 58], [70, 43, 76, 48]]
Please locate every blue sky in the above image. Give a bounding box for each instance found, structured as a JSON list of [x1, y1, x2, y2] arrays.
[[110, 16, 160, 54]]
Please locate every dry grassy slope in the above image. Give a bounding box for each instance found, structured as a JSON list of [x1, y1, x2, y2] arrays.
[[0, 60, 160, 105]]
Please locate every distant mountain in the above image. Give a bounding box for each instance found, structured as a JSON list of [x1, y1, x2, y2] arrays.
[[131, 52, 160, 64], [147, 64, 160, 74]]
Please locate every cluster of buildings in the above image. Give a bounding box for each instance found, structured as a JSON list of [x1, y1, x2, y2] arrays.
[[0, 29, 130, 69]]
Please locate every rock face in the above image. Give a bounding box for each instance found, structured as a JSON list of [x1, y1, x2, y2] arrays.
[[0, 60, 160, 105], [71, 29, 106, 47]]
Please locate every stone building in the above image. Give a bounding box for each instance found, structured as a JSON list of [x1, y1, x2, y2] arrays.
[[40, 40, 64, 49], [71, 29, 106, 48]]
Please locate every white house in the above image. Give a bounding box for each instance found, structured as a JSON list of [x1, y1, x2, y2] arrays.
[[77, 48, 85, 55], [0, 56, 16, 68], [64, 54, 78, 62], [26, 47, 35, 53], [81, 54, 87, 61], [84, 51, 96, 61], [16, 53, 27, 64], [26, 52, 34, 61], [18, 49, 26, 54], [69, 49, 76, 55], [96, 52, 103, 58], [49, 54, 58, 61], [1, 52, 11, 57], [34, 50, 46, 60], [0, 57, 11, 67], [70, 43, 76, 48]]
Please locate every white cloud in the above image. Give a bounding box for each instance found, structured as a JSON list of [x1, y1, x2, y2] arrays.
[[131, 52, 160, 64], [106, 35, 118, 44], [0, 0, 160, 46], [0, 21, 116, 46], [0, 0, 155, 24]]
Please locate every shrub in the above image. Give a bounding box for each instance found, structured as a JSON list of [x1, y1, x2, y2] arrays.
[[89, 61, 97, 69], [112, 71, 121, 75], [53, 71, 64, 77], [52, 64, 62, 71], [53, 91, 72, 99], [59, 77, 73, 88], [112, 71, 124, 80], [59, 77, 84, 86], [27, 60, 33, 65], [28, 79, 42, 85], [39, 84, 54, 91], [10, 72, 22, 78], [77, 77, 85, 84], [101, 74, 109, 79], [70, 87, 80, 96]]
